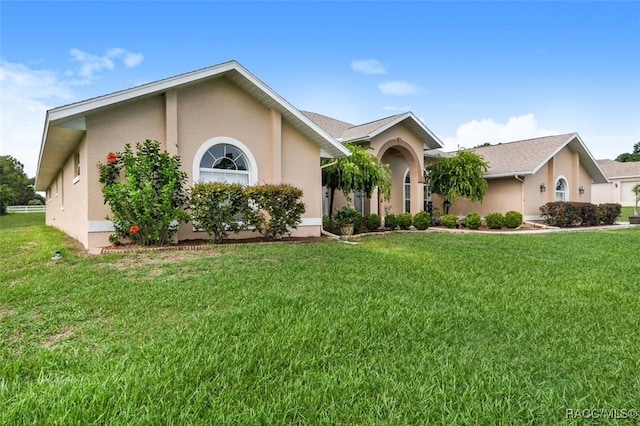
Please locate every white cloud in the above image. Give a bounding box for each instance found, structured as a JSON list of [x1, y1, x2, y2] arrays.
[[378, 80, 422, 96], [69, 47, 144, 80], [0, 48, 144, 178], [443, 113, 559, 151], [351, 59, 386, 75]]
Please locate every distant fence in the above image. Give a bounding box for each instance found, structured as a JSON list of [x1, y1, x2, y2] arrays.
[[6, 205, 46, 213]]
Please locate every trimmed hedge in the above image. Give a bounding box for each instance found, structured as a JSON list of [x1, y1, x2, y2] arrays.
[[504, 211, 523, 228], [365, 213, 381, 231], [441, 214, 458, 229], [485, 212, 505, 229], [398, 213, 413, 230], [597, 203, 622, 225], [245, 184, 306, 239], [413, 211, 431, 230], [540, 202, 598, 227], [385, 214, 399, 230], [190, 182, 251, 243], [465, 212, 482, 230]]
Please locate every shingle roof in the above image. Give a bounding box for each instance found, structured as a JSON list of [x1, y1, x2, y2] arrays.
[[597, 159, 640, 179], [303, 111, 443, 149], [470, 133, 575, 177], [450, 133, 608, 183]]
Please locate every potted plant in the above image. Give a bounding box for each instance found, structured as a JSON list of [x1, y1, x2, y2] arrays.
[[630, 183, 640, 224], [335, 206, 359, 236]]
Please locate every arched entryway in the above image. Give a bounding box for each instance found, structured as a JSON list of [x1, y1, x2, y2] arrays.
[[376, 138, 423, 216]]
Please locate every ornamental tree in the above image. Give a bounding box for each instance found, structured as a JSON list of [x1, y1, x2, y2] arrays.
[[427, 150, 489, 213], [322, 144, 391, 217], [98, 140, 190, 246]]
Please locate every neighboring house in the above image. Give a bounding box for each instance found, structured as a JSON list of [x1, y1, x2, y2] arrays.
[[592, 159, 640, 206], [35, 61, 350, 249], [435, 133, 609, 220], [303, 112, 443, 216]]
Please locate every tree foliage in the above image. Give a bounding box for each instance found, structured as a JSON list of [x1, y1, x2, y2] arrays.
[[98, 140, 190, 246], [427, 150, 489, 212], [322, 144, 391, 217], [0, 155, 43, 214], [615, 142, 640, 162]]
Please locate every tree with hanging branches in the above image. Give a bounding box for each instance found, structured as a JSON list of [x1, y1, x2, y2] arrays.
[[322, 144, 391, 217], [427, 150, 489, 213]]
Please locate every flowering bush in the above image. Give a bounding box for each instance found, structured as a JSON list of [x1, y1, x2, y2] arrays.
[[98, 140, 190, 246]]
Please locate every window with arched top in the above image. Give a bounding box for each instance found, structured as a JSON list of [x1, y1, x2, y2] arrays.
[[193, 137, 258, 185], [404, 169, 411, 213], [555, 177, 568, 202]]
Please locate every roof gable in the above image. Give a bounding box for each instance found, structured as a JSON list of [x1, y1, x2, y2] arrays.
[[305, 111, 443, 149], [36, 61, 350, 190], [459, 133, 608, 183]]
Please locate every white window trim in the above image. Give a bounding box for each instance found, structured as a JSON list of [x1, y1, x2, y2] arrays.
[[555, 175, 569, 202], [403, 168, 411, 213], [192, 136, 258, 185]]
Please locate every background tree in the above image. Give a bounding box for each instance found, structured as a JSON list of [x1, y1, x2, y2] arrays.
[[322, 144, 391, 217], [615, 142, 640, 162], [0, 155, 44, 214], [427, 150, 489, 213]]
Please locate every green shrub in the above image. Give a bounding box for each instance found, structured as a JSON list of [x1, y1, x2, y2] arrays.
[[540, 202, 598, 227], [335, 207, 359, 226], [365, 213, 381, 231], [465, 212, 482, 230], [504, 211, 523, 228], [413, 211, 431, 230], [384, 213, 399, 230], [398, 213, 413, 230], [597, 203, 622, 225], [430, 208, 442, 226], [246, 184, 305, 240], [190, 182, 250, 243], [98, 140, 190, 246], [323, 215, 338, 233], [485, 212, 505, 229], [440, 214, 458, 228]]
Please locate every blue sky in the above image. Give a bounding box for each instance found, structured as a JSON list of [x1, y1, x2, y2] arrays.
[[1, 1, 639, 177]]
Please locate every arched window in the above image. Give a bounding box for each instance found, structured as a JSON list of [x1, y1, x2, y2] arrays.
[[193, 137, 258, 185], [404, 169, 411, 213], [555, 177, 568, 202]]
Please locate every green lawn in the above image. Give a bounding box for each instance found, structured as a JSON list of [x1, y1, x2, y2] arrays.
[[1, 213, 639, 424]]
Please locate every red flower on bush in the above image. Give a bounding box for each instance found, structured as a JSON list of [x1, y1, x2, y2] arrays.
[[130, 225, 140, 234], [107, 153, 117, 164]]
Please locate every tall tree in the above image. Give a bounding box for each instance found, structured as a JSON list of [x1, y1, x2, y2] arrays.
[[322, 144, 392, 217], [615, 142, 640, 162], [427, 150, 489, 213], [0, 156, 43, 214]]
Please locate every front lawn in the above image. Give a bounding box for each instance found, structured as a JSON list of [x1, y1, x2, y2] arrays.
[[1, 214, 639, 424]]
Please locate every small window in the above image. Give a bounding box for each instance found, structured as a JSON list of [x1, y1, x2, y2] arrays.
[[555, 178, 567, 202], [73, 151, 80, 183], [404, 169, 411, 213]]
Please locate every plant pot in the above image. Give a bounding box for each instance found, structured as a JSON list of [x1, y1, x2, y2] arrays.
[[629, 216, 640, 224], [340, 225, 354, 236]]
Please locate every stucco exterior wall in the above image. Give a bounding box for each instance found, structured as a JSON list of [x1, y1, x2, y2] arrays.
[[61, 76, 325, 248], [446, 178, 522, 216], [46, 136, 89, 247]]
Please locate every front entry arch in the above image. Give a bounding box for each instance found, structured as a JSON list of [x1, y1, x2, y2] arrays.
[[376, 138, 423, 215]]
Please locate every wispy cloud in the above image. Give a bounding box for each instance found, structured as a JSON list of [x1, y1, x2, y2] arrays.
[[69, 47, 143, 81], [0, 48, 144, 177], [443, 113, 559, 151], [351, 59, 386, 75], [378, 80, 422, 96]]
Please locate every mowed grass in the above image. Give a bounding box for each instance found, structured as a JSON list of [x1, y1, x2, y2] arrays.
[[1, 213, 639, 424]]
